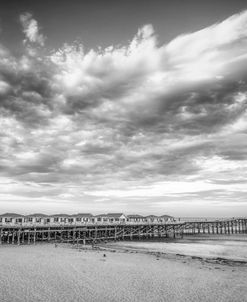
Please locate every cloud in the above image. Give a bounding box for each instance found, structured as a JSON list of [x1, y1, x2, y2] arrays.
[[0, 11, 247, 214], [20, 13, 45, 46]]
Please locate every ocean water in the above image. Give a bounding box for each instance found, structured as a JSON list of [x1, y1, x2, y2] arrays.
[[112, 235, 247, 261]]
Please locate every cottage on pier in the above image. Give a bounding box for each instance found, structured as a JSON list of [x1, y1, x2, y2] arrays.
[[145, 215, 159, 223], [95, 213, 127, 223], [158, 215, 174, 223], [24, 214, 50, 225], [0, 213, 25, 225], [106, 213, 127, 223], [52, 214, 71, 224], [73, 213, 94, 224], [127, 214, 146, 223]]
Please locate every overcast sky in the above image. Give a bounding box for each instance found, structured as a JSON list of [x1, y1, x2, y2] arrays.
[[0, 1, 247, 217]]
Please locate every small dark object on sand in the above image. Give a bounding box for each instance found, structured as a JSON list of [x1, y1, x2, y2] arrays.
[[103, 254, 106, 257]]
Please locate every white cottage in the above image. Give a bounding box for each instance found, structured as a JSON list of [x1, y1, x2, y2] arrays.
[[0, 213, 25, 225], [73, 213, 94, 224], [95, 214, 109, 223], [106, 213, 127, 223], [145, 215, 159, 224], [24, 213, 50, 225], [158, 215, 174, 223], [95, 213, 127, 224], [127, 214, 146, 223], [51, 214, 71, 224]]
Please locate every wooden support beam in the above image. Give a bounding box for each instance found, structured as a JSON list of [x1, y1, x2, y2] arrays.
[[17, 229, 21, 245], [0, 229, 2, 245], [114, 226, 117, 241], [33, 229, 36, 244], [12, 231, 15, 244], [21, 231, 24, 244], [48, 228, 51, 242], [73, 228, 75, 245], [95, 227, 98, 241]]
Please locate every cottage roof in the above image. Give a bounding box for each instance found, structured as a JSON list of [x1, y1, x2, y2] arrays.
[[95, 214, 107, 217], [159, 215, 173, 218], [127, 214, 144, 218], [0, 213, 24, 217], [26, 213, 48, 217], [51, 214, 71, 217], [72, 213, 93, 218], [106, 213, 125, 218], [145, 215, 158, 218]]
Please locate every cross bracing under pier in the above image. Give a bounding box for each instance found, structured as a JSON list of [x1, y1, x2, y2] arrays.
[[0, 218, 246, 245]]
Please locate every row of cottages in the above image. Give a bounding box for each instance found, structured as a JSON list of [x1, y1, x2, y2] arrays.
[[127, 215, 174, 223], [0, 213, 95, 226], [0, 213, 174, 226], [95, 213, 127, 223], [0, 213, 125, 226]]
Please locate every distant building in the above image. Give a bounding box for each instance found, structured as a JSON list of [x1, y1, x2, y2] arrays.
[[145, 215, 159, 223], [95, 214, 108, 223], [51, 214, 71, 224], [0, 213, 25, 225], [73, 213, 94, 224], [0, 212, 173, 226], [24, 213, 49, 225], [127, 214, 146, 223], [158, 215, 174, 223], [106, 213, 127, 223], [95, 213, 127, 223]]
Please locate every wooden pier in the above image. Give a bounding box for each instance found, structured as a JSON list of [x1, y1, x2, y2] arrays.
[[0, 218, 246, 245]]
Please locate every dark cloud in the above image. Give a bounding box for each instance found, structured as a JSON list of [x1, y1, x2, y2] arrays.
[[1, 11, 247, 214]]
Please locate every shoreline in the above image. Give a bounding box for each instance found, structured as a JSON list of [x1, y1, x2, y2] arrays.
[[93, 234, 247, 266], [94, 242, 247, 267]]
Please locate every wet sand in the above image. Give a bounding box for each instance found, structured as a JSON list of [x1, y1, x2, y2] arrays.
[[104, 234, 247, 262], [0, 241, 247, 302]]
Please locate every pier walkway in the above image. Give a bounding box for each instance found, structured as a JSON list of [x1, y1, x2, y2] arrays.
[[0, 218, 246, 245]]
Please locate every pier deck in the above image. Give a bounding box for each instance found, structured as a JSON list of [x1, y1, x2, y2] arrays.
[[0, 218, 246, 245]]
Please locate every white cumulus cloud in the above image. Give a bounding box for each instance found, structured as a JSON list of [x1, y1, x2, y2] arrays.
[[20, 13, 45, 46]]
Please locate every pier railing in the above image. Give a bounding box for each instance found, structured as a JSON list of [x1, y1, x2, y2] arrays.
[[1, 217, 244, 228]]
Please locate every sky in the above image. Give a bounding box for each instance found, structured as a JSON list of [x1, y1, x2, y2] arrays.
[[0, 1, 247, 217]]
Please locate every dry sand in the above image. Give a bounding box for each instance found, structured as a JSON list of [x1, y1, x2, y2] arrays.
[[0, 243, 247, 302]]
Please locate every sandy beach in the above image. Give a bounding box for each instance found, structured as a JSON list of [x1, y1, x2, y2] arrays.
[[0, 239, 247, 302]]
